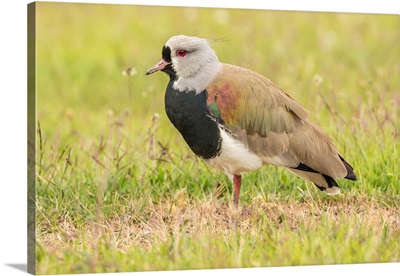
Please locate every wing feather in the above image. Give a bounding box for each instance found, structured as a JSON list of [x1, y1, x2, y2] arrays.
[[206, 63, 348, 178], [207, 64, 308, 134]]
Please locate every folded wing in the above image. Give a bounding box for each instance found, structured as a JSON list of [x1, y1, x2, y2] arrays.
[[206, 64, 354, 184]]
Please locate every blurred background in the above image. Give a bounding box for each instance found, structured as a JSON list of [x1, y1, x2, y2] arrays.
[[36, 2, 398, 154]]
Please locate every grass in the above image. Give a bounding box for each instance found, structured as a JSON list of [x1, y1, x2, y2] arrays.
[[33, 2, 399, 274]]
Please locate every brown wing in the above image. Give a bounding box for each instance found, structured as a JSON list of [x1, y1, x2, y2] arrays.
[[206, 64, 308, 135], [206, 63, 348, 178]]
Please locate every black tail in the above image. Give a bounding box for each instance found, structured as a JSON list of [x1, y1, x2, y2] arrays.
[[312, 174, 340, 192], [339, 155, 357, 180]]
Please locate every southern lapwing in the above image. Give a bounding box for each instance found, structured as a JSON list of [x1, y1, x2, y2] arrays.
[[146, 35, 356, 207]]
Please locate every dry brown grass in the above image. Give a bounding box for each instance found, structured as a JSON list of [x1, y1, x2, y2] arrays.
[[37, 194, 399, 257]]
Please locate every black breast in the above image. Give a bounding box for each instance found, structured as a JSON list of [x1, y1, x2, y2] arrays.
[[164, 81, 222, 159]]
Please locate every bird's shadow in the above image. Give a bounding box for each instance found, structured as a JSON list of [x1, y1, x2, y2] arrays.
[[5, 263, 27, 273]]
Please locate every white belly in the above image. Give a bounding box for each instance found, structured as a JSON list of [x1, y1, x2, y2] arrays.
[[206, 128, 262, 178]]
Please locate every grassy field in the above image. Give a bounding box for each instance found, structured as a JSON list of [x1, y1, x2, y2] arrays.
[[34, 2, 399, 274]]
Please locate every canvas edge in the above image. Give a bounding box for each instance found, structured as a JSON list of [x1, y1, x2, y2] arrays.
[[27, 2, 36, 275]]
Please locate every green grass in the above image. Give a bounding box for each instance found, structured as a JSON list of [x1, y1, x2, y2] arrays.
[[34, 2, 399, 274]]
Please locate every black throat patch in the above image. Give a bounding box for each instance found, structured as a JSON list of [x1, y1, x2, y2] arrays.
[[162, 45, 171, 62], [161, 46, 176, 79]]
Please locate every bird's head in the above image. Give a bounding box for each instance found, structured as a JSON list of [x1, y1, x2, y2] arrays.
[[146, 35, 221, 93]]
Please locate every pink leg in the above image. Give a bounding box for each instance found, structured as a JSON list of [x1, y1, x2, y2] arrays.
[[233, 174, 242, 208]]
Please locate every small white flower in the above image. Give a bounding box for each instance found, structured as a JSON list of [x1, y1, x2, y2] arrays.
[[122, 67, 137, 76], [313, 74, 323, 86]]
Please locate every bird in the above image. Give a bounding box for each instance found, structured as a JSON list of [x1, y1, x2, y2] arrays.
[[146, 35, 356, 207]]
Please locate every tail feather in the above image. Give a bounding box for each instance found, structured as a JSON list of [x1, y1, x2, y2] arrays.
[[287, 169, 340, 195], [339, 155, 357, 180], [287, 154, 356, 195], [320, 174, 340, 195]]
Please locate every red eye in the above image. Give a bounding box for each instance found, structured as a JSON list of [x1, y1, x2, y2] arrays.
[[176, 50, 188, 57]]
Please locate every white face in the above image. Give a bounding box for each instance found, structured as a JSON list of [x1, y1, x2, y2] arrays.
[[165, 35, 222, 93]]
